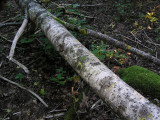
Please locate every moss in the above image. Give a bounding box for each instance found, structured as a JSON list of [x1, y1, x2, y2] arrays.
[[124, 44, 131, 50], [53, 17, 65, 25], [118, 65, 160, 99], [127, 45, 131, 50], [79, 29, 87, 35], [64, 101, 79, 120], [77, 62, 83, 70]]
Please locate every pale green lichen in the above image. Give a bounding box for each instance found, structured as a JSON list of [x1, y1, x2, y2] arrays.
[[77, 62, 83, 70], [80, 56, 87, 61], [124, 44, 131, 50], [79, 29, 87, 35], [74, 40, 78, 42], [127, 45, 131, 50], [118, 65, 160, 99], [53, 17, 65, 25]]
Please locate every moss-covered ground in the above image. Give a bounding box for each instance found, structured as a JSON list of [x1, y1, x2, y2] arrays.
[[118, 66, 160, 99]]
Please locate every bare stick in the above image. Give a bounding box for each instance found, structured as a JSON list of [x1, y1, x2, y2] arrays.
[[0, 34, 13, 43], [58, 3, 103, 7], [1, 14, 21, 24], [53, 2, 95, 19], [8, 12, 28, 59], [0, 22, 21, 28], [6, 56, 29, 74], [143, 31, 160, 46], [90, 99, 102, 110], [0, 75, 48, 107], [52, 16, 160, 65], [118, 34, 153, 51]]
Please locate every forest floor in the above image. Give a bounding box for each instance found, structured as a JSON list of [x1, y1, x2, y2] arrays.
[[0, 0, 160, 120]]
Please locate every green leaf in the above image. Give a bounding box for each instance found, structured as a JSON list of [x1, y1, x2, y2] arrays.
[[73, 4, 79, 8], [50, 77, 58, 82], [34, 82, 39, 86], [15, 73, 24, 80], [20, 38, 34, 44], [48, 9, 51, 12], [57, 74, 64, 80], [58, 81, 66, 85], [40, 88, 45, 95], [7, 109, 11, 113], [66, 77, 72, 81]]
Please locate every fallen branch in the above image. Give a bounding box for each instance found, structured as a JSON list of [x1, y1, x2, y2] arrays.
[[8, 9, 28, 60], [0, 75, 48, 107], [58, 3, 103, 7], [0, 22, 21, 28], [6, 56, 29, 74], [53, 17, 160, 65], [1, 14, 21, 24], [0, 34, 13, 43], [53, 2, 94, 19]]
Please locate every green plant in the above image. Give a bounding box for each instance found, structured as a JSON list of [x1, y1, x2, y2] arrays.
[[90, 41, 128, 64], [6, 109, 11, 113], [16, 15, 25, 22], [0, 48, 5, 54], [91, 41, 108, 61], [40, 88, 45, 95], [68, 17, 86, 26], [34, 82, 39, 86], [50, 67, 72, 85], [20, 37, 35, 44], [40, 37, 59, 60], [114, 0, 134, 21], [15, 73, 24, 80], [155, 36, 160, 41]]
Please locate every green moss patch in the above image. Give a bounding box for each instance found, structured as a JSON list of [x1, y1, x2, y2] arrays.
[[118, 65, 160, 99]]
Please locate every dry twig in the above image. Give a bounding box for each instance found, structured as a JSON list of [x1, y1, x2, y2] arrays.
[[1, 14, 21, 24], [59, 3, 103, 7], [6, 56, 29, 74], [0, 75, 48, 107], [0, 22, 21, 28], [8, 10, 28, 59]]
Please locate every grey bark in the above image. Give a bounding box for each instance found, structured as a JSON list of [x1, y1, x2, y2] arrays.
[[15, 0, 160, 119]]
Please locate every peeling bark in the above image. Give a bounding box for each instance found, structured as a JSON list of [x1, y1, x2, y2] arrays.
[[15, 0, 160, 119]]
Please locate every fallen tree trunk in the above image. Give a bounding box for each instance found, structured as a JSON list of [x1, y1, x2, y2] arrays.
[[15, 0, 160, 119]]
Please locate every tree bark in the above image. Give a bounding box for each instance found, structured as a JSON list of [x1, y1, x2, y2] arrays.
[[15, 0, 160, 119]]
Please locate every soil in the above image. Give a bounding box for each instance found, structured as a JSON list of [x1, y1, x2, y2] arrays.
[[0, 0, 160, 120]]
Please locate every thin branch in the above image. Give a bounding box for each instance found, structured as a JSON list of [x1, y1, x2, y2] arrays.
[[90, 99, 102, 110], [8, 11, 28, 59], [0, 22, 21, 28], [52, 16, 160, 65], [143, 31, 160, 46], [65, 10, 95, 19], [53, 2, 95, 19], [0, 75, 48, 107], [0, 34, 13, 43], [118, 34, 153, 51], [58, 3, 103, 7], [0, 61, 3, 68], [1, 14, 21, 24], [6, 56, 29, 74]]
